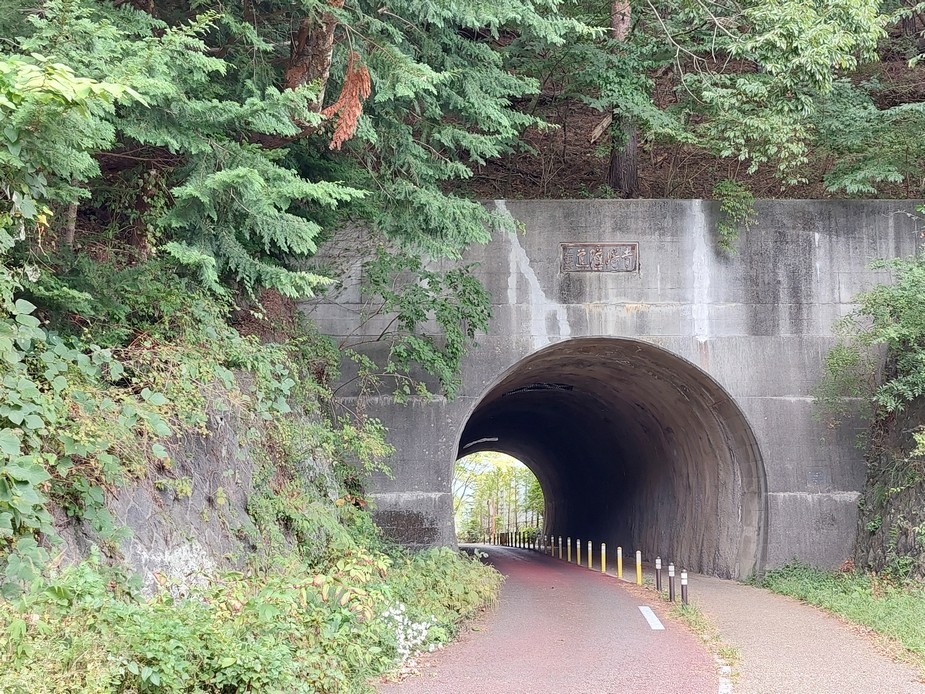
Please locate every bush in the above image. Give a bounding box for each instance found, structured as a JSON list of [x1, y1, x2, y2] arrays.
[[0, 544, 500, 692]]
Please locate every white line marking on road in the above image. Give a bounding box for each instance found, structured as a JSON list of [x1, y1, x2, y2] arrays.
[[638, 606, 665, 630]]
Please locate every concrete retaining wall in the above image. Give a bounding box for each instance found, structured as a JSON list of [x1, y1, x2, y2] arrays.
[[304, 199, 923, 576]]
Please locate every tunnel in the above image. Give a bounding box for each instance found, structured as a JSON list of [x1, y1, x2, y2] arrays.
[[456, 337, 768, 579]]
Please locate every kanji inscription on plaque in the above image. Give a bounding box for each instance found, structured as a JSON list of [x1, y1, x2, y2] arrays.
[[560, 242, 638, 273]]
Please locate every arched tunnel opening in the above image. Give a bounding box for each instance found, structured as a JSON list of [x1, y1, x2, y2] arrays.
[[456, 337, 768, 579]]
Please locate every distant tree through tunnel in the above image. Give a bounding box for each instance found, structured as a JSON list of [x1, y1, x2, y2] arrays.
[[455, 337, 768, 579], [453, 452, 544, 543]]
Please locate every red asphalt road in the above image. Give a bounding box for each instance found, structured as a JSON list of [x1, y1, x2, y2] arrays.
[[379, 546, 717, 694]]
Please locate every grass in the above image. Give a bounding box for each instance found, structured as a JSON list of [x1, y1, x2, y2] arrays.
[[759, 563, 925, 670], [669, 601, 740, 685], [670, 602, 741, 661]]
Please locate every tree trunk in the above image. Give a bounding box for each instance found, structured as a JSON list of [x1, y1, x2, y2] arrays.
[[251, 0, 343, 148], [283, 1, 343, 106], [608, 119, 639, 197], [608, 0, 639, 198], [63, 201, 77, 249]]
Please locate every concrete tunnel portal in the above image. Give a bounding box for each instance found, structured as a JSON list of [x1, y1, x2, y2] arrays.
[[456, 337, 768, 579]]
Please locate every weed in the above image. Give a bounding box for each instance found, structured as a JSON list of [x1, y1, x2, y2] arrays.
[[0, 546, 501, 692], [669, 600, 739, 683], [712, 179, 755, 253]]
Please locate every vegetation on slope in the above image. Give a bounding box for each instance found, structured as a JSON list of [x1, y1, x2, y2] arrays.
[[818, 249, 925, 580], [0, 546, 501, 692], [0, 254, 501, 691]]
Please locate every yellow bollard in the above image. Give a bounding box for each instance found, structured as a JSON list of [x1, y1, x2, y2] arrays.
[[635, 550, 643, 585], [617, 546, 623, 579], [558, 536, 563, 559], [577, 539, 581, 566], [567, 537, 572, 563], [587, 540, 592, 569], [601, 543, 607, 573]]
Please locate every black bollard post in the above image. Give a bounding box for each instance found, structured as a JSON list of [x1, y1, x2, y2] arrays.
[[655, 557, 662, 593], [681, 570, 689, 606], [668, 562, 676, 602]]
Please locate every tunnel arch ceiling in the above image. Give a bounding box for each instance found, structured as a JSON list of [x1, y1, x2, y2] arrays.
[[457, 337, 768, 579]]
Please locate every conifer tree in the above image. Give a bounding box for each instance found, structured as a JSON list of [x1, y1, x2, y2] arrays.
[[1, 0, 588, 299]]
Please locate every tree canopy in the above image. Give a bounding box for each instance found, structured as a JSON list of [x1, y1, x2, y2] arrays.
[[1, 0, 915, 318]]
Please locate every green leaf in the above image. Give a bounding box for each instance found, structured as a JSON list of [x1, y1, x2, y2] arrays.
[[108, 361, 124, 380], [0, 512, 13, 538], [146, 392, 168, 406], [4, 409, 25, 426], [4, 463, 51, 485], [14, 312, 40, 329], [151, 443, 169, 460], [23, 414, 44, 430], [13, 299, 36, 315], [0, 429, 21, 456]]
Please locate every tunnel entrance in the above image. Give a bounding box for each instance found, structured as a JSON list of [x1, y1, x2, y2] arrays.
[[456, 337, 767, 579]]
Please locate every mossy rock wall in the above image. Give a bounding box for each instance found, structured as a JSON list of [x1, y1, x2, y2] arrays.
[[855, 400, 925, 580], [54, 408, 259, 594]]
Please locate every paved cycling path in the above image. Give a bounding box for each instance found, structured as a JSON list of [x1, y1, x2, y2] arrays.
[[381, 547, 925, 694], [379, 546, 717, 693]]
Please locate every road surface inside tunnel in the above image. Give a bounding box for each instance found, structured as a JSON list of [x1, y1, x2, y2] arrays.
[[377, 546, 717, 694]]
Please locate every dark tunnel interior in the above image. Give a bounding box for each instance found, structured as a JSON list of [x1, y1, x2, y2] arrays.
[[456, 337, 767, 579]]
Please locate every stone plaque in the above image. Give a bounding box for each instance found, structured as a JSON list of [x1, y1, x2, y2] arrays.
[[561, 242, 638, 273], [806, 467, 831, 487]]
